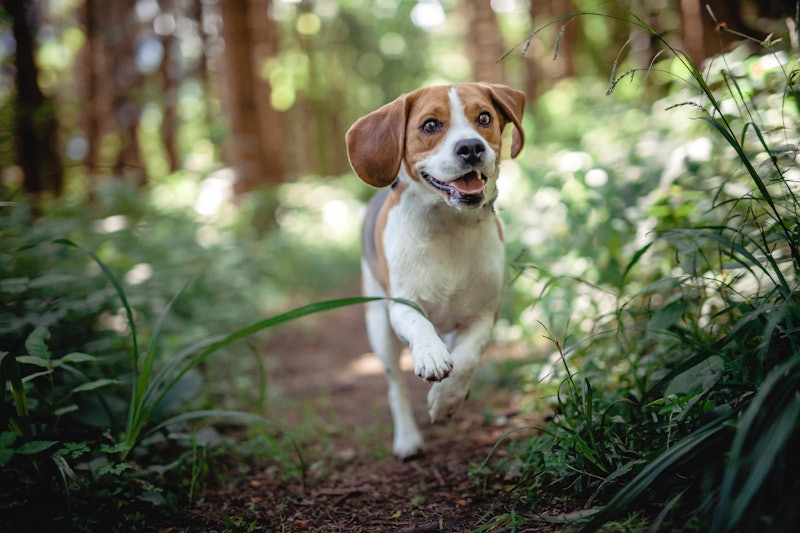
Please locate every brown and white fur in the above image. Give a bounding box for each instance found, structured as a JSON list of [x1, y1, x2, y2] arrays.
[[346, 83, 525, 459]]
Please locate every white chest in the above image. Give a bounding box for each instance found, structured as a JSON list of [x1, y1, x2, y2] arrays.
[[382, 202, 504, 333]]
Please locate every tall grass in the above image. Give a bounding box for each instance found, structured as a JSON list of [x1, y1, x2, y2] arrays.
[[482, 6, 800, 532], [1, 208, 420, 528]]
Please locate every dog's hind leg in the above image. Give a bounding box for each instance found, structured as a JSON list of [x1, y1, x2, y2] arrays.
[[362, 261, 424, 460]]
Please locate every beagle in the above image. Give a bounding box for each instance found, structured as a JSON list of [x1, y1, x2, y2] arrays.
[[346, 83, 525, 459]]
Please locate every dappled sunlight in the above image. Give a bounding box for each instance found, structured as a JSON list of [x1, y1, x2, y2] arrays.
[[193, 168, 235, 218], [346, 349, 414, 377], [274, 177, 362, 249]]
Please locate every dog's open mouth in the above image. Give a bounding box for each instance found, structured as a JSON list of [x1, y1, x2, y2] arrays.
[[420, 170, 487, 205]]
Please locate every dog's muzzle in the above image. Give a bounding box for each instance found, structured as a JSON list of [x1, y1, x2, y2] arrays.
[[420, 170, 487, 206]]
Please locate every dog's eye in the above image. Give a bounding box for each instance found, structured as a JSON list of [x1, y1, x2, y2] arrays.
[[477, 112, 492, 126], [421, 119, 441, 133]]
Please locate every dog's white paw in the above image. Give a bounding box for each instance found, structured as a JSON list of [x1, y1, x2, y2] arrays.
[[412, 344, 453, 382], [427, 379, 469, 423], [393, 429, 424, 460]]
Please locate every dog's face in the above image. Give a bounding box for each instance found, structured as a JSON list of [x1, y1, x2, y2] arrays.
[[346, 83, 525, 210]]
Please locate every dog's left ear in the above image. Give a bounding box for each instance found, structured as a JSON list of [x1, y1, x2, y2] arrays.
[[346, 94, 410, 188], [485, 84, 526, 158]]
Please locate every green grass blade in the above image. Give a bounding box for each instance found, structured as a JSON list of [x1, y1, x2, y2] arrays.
[[125, 284, 191, 449], [713, 356, 800, 532], [54, 239, 139, 360], [694, 117, 799, 269], [621, 241, 654, 285], [0, 351, 29, 423], [585, 415, 731, 531], [129, 296, 420, 455], [161, 295, 418, 389]]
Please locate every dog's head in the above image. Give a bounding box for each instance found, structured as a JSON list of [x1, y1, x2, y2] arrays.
[[346, 83, 525, 210]]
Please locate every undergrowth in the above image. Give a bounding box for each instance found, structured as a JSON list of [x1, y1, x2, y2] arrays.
[[477, 7, 800, 533], [0, 184, 378, 529]]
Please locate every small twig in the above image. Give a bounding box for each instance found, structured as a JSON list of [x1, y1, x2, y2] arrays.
[[312, 485, 369, 496], [532, 508, 602, 523], [429, 465, 446, 487], [396, 519, 443, 533]]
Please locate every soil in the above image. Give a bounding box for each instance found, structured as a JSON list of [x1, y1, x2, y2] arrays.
[[174, 299, 562, 532]]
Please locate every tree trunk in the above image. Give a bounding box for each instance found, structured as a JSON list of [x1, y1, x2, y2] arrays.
[[249, 0, 286, 186], [525, 0, 577, 99], [83, 0, 106, 181], [462, 0, 506, 84], [219, 0, 285, 194], [82, 0, 146, 187], [158, 41, 179, 173], [3, 0, 63, 197], [189, 0, 217, 144], [679, 0, 756, 66], [110, 0, 146, 186]]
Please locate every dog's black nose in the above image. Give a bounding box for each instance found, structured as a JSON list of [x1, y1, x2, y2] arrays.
[[455, 139, 485, 165]]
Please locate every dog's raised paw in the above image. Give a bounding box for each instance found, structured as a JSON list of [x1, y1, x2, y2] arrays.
[[412, 346, 453, 382]]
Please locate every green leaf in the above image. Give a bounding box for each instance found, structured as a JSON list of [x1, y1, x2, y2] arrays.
[[0, 449, 13, 467], [647, 300, 684, 335], [71, 378, 119, 393], [59, 352, 99, 364], [22, 370, 55, 383], [100, 442, 132, 455], [28, 274, 78, 288], [0, 277, 29, 294], [24, 327, 52, 360], [15, 440, 59, 455], [16, 355, 53, 368], [54, 404, 80, 417], [139, 490, 167, 506], [0, 431, 17, 449]]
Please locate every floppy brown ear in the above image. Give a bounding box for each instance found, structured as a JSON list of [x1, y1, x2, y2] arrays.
[[485, 84, 526, 158], [346, 95, 409, 188]]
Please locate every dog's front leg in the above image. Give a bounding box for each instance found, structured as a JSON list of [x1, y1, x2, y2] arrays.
[[427, 315, 495, 422], [389, 303, 453, 382]]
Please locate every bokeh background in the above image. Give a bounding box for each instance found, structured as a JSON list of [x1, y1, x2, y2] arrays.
[[2, 1, 799, 530]]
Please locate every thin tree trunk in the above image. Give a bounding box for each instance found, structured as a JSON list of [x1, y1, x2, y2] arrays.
[[462, 0, 506, 84], [249, 0, 286, 186], [156, 0, 179, 173], [158, 38, 179, 173], [3, 0, 63, 197], [525, 0, 577, 99], [83, 0, 105, 181], [190, 0, 216, 144], [679, 0, 756, 66], [219, 0, 272, 193], [110, 0, 146, 186]]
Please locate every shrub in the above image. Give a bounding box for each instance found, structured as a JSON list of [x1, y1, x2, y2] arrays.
[[483, 9, 800, 532]]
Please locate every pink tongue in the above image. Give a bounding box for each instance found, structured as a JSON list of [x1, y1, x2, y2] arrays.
[[450, 172, 484, 195]]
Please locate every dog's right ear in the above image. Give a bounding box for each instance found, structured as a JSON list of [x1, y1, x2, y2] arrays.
[[346, 95, 409, 188]]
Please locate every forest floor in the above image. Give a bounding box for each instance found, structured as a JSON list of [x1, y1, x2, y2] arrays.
[[171, 297, 567, 532]]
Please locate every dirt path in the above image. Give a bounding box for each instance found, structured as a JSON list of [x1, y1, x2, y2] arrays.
[[183, 300, 554, 532]]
